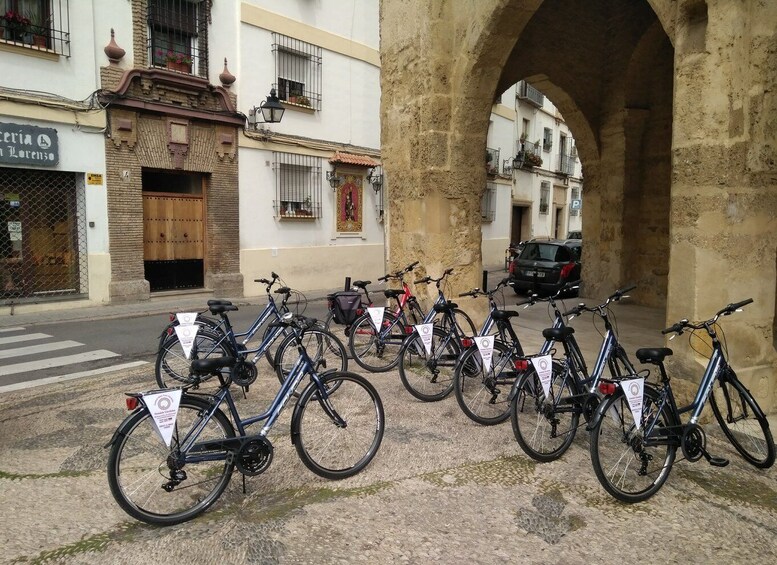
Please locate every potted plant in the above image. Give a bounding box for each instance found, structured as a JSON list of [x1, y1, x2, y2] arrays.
[[1, 10, 31, 42], [158, 49, 193, 73], [297, 95, 311, 107]]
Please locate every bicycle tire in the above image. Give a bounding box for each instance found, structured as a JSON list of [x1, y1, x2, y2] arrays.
[[589, 385, 677, 503], [155, 328, 233, 389], [510, 362, 580, 461], [398, 326, 460, 402], [348, 311, 406, 372], [710, 373, 775, 468], [157, 315, 223, 352], [274, 326, 348, 386], [291, 371, 385, 479], [453, 341, 516, 425], [107, 395, 235, 526], [322, 309, 351, 353]]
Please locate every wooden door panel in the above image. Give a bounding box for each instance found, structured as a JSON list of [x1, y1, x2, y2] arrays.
[[143, 195, 203, 261]]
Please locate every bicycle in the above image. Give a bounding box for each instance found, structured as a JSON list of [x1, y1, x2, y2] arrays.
[[510, 285, 639, 461], [348, 261, 426, 372], [107, 314, 385, 526], [397, 268, 477, 402], [587, 298, 775, 503], [453, 279, 574, 425], [324, 279, 376, 337], [155, 274, 313, 389]]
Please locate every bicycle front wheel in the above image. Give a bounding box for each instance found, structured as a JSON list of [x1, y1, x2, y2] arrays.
[[510, 362, 579, 461], [107, 396, 235, 526], [454, 342, 516, 425], [155, 329, 232, 389], [589, 386, 677, 503], [292, 372, 385, 479], [348, 311, 406, 372], [399, 326, 460, 402], [274, 327, 348, 386], [710, 373, 775, 468]]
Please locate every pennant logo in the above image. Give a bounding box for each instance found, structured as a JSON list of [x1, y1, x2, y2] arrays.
[[415, 323, 434, 355], [175, 312, 198, 326], [530, 355, 553, 398], [174, 324, 199, 359], [143, 389, 182, 447], [367, 307, 385, 333], [474, 336, 494, 372], [621, 378, 644, 430]]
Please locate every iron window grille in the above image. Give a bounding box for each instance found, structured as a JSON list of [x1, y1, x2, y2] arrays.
[[0, 0, 70, 56], [272, 152, 322, 219], [517, 80, 544, 107], [557, 152, 575, 175], [481, 182, 496, 223], [272, 33, 322, 110], [147, 0, 207, 76], [543, 128, 553, 152], [486, 147, 500, 175], [570, 187, 580, 216], [539, 181, 550, 215]]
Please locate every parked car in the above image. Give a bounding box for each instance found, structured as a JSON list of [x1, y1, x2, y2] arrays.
[[568, 230, 582, 239], [508, 239, 581, 295]]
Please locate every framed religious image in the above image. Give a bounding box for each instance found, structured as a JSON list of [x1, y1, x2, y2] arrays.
[[336, 175, 363, 233]]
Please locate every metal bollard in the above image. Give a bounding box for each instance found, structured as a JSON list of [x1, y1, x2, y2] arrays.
[[482, 270, 488, 292], [344, 276, 351, 291]]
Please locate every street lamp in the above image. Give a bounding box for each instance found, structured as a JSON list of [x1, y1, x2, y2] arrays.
[[366, 167, 383, 193], [248, 88, 285, 127], [326, 170, 342, 190]]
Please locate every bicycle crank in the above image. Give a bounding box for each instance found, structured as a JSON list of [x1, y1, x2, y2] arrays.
[[235, 437, 274, 476]]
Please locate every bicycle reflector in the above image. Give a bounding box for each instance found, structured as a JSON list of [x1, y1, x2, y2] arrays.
[[169, 313, 175, 322], [514, 359, 529, 370], [125, 397, 139, 410], [598, 382, 617, 395], [461, 338, 473, 348]]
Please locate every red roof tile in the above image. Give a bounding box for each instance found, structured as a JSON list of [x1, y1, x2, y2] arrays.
[[329, 151, 379, 167]]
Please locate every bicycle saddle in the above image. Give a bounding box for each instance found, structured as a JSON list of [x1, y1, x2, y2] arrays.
[[492, 309, 519, 321], [636, 347, 673, 364], [191, 356, 237, 375], [209, 304, 239, 315], [542, 327, 575, 341], [384, 289, 406, 299], [207, 299, 233, 307], [433, 301, 459, 313], [353, 280, 371, 288]]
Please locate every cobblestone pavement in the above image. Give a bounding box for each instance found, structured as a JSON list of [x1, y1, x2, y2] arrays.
[[1, 301, 776, 564]]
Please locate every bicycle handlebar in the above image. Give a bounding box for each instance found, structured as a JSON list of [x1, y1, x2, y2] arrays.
[[379, 261, 420, 282], [663, 298, 753, 335]]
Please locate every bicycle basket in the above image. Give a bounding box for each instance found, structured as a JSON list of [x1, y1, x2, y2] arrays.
[[330, 291, 361, 325]]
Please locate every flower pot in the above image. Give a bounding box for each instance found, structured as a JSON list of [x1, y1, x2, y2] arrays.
[[32, 34, 47, 48], [166, 61, 191, 73]]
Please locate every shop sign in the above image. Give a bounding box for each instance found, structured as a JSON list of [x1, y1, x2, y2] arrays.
[[0, 122, 59, 167]]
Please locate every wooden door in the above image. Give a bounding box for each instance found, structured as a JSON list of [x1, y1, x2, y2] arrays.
[[143, 193, 204, 261]]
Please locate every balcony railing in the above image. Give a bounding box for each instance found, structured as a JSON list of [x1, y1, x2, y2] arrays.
[[486, 147, 500, 175], [517, 80, 544, 108], [557, 152, 575, 176], [0, 0, 71, 56]]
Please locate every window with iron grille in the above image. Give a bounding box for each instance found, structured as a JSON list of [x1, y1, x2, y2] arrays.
[[570, 187, 580, 216], [481, 182, 496, 223], [543, 128, 553, 152], [486, 147, 500, 175], [148, 0, 207, 76], [539, 182, 550, 215], [272, 33, 322, 110], [273, 152, 322, 219], [0, 167, 87, 303], [0, 0, 70, 56]]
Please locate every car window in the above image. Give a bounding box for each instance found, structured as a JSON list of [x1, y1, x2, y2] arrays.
[[555, 246, 571, 262], [519, 243, 561, 262], [569, 245, 582, 260]]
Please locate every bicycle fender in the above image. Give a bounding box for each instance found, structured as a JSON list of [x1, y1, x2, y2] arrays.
[[721, 369, 769, 424], [586, 389, 623, 432]]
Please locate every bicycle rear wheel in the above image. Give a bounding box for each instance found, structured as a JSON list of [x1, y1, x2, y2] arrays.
[[589, 386, 677, 503], [155, 329, 232, 389], [710, 373, 775, 468], [398, 326, 460, 402], [510, 362, 579, 461], [107, 396, 235, 526], [454, 342, 516, 425], [348, 311, 406, 372], [292, 372, 385, 479]]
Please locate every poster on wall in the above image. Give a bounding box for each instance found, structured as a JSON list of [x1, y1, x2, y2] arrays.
[[336, 175, 363, 233]]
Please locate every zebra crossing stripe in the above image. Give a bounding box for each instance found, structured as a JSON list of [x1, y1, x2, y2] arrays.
[[0, 333, 51, 345], [0, 327, 26, 333], [0, 361, 149, 394], [0, 340, 84, 360], [0, 350, 120, 377]]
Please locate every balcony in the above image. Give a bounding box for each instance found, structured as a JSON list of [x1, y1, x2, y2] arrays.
[[515, 140, 543, 170], [486, 147, 500, 175], [0, 1, 71, 56], [517, 80, 544, 108], [557, 152, 575, 176]]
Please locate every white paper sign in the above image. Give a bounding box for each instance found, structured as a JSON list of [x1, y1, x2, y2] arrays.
[[174, 324, 199, 359], [176, 312, 198, 326], [143, 389, 182, 447], [530, 355, 553, 398], [621, 378, 644, 430], [415, 323, 434, 355], [474, 336, 494, 372], [367, 307, 385, 332]]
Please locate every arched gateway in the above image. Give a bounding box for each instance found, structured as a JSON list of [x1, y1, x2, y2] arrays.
[[379, 0, 777, 411]]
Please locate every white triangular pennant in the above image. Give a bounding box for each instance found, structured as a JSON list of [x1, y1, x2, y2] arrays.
[[143, 389, 182, 447], [174, 324, 199, 359], [530, 354, 553, 398], [367, 307, 385, 332], [621, 377, 644, 430], [474, 336, 494, 372], [415, 323, 434, 355], [175, 312, 198, 326]]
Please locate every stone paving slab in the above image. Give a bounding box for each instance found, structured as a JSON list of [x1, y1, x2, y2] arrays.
[[1, 341, 776, 564]]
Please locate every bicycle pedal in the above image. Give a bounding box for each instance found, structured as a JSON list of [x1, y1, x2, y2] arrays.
[[708, 456, 729, 468]]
